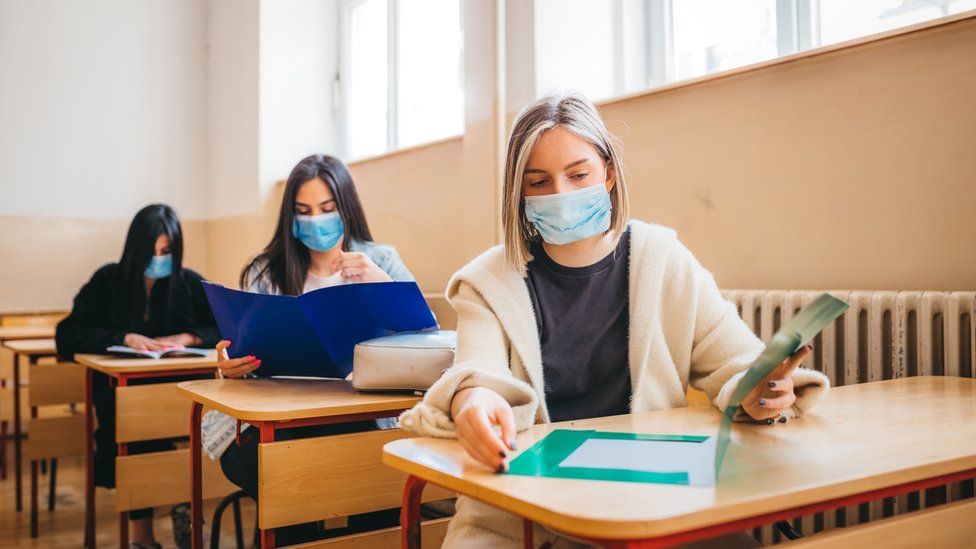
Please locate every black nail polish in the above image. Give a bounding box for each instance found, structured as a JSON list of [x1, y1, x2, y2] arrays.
[[767, 381, 776, 388], [759, 398, 767, 406], [495, 465, 506, 474], [498, 450, 507, 459], [765, 418, 775, 425], [778, 416, 788, 423]]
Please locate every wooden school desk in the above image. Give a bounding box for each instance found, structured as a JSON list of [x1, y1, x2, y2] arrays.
[[178, 378, 451, 549], [1, 337, 57, 512], [385, 376, 976, 548], [75, 353, 221, 549]]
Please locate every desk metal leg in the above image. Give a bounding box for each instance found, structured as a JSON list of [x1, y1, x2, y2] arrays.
[[259, 423, 276, 549], [85, 368, 96, 549], [1, 372, 7, 480], [522, 519, 534, 549], [13, 354, 23, 511], [49, 458, 58, 511], [190, 401, 204, 549], [30, 459, 38, 537], [401, 475, 427, 549], [30, 399, 39, 538], [117, 374, 131, 549]]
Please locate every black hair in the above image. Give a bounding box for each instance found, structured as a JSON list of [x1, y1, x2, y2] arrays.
[[112, 204, 186, 326], [241, 154, 374, 295]]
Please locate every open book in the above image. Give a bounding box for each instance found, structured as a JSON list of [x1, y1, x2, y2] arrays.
[[105, 345, 212, 360], [508, 292, 849, 486]]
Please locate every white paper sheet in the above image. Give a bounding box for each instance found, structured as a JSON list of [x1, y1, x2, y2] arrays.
[[558, 437, 717, 485]]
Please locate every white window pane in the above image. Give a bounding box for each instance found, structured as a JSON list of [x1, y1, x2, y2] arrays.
[[671, 0, 778, 81], [534, 0, 617, 101], [819, 0, 976, 46], [397, 0, 463, 148], [349, 0, 388, 159]]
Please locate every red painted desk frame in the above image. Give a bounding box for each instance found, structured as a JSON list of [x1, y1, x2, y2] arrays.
[[84, 366, 216, 549], [188, 403, 413, 549], [399, 469, 976, 548]]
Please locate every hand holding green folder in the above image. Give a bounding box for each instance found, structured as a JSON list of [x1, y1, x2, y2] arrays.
[[507, 293, 850, 486]]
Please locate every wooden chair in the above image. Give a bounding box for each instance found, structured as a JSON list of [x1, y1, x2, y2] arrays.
[[27, 361, 86, 538]]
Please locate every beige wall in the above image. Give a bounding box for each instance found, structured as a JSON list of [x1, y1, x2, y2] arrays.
[[599, 15, 976, 291], [0, 217, 209, 312], [348, 138, 467, 294]]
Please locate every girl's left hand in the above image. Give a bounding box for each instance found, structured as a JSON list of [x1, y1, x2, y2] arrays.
[[742, 344, 814, 422], [331, 251, 393, 283]]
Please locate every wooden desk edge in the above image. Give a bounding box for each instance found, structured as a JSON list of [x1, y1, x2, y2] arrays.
[[76, 354, 217, 375], [176, 382, 420, 422], [2, 339, 57, 354], [382, 438, 976, 541]]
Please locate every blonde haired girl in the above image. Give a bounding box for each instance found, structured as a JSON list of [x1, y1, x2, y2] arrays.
[[401, 94, 829, 547]]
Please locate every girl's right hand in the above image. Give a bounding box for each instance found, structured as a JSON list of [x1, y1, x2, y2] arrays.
[[215, 340, 261, 378], [451, 387, 517, 473]]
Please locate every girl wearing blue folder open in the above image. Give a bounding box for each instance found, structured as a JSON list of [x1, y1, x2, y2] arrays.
[[214, 154, 414, 543], [398, 95, 831, 548]]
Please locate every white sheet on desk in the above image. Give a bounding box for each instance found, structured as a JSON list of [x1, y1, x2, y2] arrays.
[[558, 436, 716, 486]]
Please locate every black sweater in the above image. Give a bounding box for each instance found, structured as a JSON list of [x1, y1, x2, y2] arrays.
[[56, 264, 221, 357]]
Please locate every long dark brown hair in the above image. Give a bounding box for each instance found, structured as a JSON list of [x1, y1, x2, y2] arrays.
[[112, 204, 186, 325], [241, 154, 374, 295]]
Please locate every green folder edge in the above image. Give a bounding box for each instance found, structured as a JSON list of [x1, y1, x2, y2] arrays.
[[506, 293, 850, 485]]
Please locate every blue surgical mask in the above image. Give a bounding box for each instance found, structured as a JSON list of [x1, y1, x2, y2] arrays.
[[292, 212, 344, 252], [144, 254, 173, 279], [523, 184, 612, 245]]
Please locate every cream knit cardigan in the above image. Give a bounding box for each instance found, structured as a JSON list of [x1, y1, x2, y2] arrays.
[[399, 221, 830, 547]]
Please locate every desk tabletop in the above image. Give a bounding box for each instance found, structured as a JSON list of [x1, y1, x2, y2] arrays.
[[176, 378, 422, 422], [0, 326, 55, 342], [75, 353, 217, 375], [383, 376, 976, 541], [2, 338, 57, 355]]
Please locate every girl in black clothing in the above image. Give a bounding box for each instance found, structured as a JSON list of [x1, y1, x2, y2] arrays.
[[56, 204, 219, 549]]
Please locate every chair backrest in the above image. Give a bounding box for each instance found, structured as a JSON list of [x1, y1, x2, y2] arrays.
[[27, 361, 86, 461]]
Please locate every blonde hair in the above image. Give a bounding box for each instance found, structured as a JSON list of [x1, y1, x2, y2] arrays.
[[502, 94, 630, 274]]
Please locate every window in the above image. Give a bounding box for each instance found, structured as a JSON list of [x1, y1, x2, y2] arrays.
[[818, 0, 976, 46], [671, 0, 778, 81], [341, 0, 463, 160], [533, 0, 973, 103]]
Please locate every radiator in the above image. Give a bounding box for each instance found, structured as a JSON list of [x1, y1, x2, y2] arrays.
[[720, 289, 976, 544]]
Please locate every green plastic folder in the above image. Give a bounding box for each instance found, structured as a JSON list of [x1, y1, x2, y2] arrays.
[[507, 293, 849, 486]]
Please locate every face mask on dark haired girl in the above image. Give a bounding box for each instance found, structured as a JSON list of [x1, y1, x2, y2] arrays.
[[292, 212, 345, 252], [144, 253, 173, 279]]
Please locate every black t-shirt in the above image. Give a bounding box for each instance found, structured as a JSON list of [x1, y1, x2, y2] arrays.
[[525, 229, 632, 422]]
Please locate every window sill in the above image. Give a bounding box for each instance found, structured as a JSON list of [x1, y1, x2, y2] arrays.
[[346, 133, 464, 168]]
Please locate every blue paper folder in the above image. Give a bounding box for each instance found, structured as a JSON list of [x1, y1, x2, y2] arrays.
[[202, 281, 438, 378]]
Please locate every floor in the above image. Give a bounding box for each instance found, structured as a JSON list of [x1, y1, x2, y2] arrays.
[[0, 448, 257, 549]]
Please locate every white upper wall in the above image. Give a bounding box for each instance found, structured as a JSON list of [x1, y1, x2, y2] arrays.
[[0, 0, 210, 220], [207, 0, 261, 218], [259, 0, 339, 193]]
